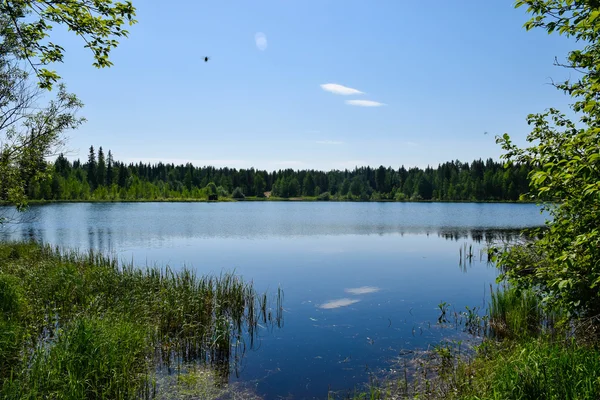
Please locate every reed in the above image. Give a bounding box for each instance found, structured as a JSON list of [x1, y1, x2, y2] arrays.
[[486, 285, 559, 339], [0, 241, 282, 399]]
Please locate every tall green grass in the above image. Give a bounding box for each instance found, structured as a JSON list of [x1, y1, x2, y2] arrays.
[[339, 283, 595, 400], [0, 241, 282, 399], [3, 316, 149, 400], [487, 285, 562, 339], [472, 339, 600, 400]]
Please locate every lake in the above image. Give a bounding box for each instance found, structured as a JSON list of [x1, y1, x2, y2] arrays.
[[0, 202, 547, 399]]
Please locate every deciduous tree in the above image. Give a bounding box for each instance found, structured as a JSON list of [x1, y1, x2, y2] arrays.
[[497, 0, 600, 318], [1, 0, 137, 89]]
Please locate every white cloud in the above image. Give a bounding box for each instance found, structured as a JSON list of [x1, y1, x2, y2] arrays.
[[346, 100, 385, 107], [320, 83, 363, 96], [319, 298, 360, 309], [344, 286, 380, 295], [316, 140, 344, 145], [255, 32, 267, 51]]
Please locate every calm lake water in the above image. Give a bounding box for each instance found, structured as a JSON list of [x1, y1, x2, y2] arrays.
[[1, 202, 547, 399]]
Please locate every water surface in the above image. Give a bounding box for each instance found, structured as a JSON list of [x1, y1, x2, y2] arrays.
[[1, 202, 547, 399]]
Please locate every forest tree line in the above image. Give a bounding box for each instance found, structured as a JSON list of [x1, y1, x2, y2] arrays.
[[24, 146, 532, 202]]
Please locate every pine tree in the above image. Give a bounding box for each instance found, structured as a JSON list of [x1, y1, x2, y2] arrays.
[[106, 150, 114, 186], [87, 146, 97, 190], [97, 147, 106, 188]]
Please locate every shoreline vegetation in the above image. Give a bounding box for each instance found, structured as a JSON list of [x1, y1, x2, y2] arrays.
[[15, 197, 539, 205], [329, 286, 600, 400], [3, 240, 598, 400], [0, 242, 283, 399]]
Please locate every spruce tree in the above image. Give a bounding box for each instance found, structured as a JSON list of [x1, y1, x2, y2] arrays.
[[97, 147, 106, 188], [87, 146, 97, 190]]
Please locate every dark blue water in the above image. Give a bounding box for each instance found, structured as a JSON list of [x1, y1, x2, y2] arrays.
[[0, 202, 547, 399]]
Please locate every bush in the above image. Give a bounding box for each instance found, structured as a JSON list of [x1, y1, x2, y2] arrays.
[[217, 186, 228, 197], [496, 1, 600, 319], [394, 191, 407, 201], [317, 191, 330, 201], [231, 187, 245, 199]]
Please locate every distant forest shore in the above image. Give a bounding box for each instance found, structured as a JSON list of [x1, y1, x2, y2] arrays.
[[21, 198, 536, 205], [21, 146, 532, 203]]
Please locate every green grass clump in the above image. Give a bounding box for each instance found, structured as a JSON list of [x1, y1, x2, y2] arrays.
[[467, 339, 600, 400], [4, 316, 149, 400], [339, 286, 596, 400], [0, 273, 27, 318], [0, 241, 280, 399], [487, 286, 543, 339], [0, 274, 27, 379]]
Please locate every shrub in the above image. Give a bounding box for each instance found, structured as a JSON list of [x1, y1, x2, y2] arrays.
[[317, 191, 330, 201], [232, 187, 245, 199]]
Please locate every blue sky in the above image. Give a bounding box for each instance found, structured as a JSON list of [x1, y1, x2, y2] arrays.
[[50, 1, 577, 171]]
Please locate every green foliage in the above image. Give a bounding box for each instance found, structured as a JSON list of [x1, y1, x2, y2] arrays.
[[254, 173, 266, 197], [231, 186, 245, 199], [9, 316, 149, 400], [394, 191, 407, 201], [0, 0, 137, 89], [497, 0, 600, 318], [205, 182, 218, 199], [0, 241, 281, 399], [0, 274, 26, 379], [15, 147, 534, 203], [472, 339, 600, 400], [317, 191, 331, 201], [487, 286, 554, 339], [0, 57, 83, 213], [0, 274, 26, 319], [0, 319, 22, 380]]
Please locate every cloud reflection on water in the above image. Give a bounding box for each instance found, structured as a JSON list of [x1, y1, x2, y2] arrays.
[[319, 298, 360, 309], [344, 286, 380, 295]]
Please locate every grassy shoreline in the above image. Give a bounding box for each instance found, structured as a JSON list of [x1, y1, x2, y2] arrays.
[[4, 241, 589, 400], [0, 241, 282, 399], [10, 197, 538, 205], [331, 287, 600, 400]]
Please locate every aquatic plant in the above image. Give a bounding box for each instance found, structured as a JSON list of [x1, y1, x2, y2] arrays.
[[0, 241, 282, 399]]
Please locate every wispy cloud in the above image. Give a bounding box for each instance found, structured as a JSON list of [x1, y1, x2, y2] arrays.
[[255, 32, 267, 51], [320, 83, 363, 96], [319, 298, 360, 309], [345, 286, 380, 295], [346, 100, 385, 107], [316, 140, 344, 145], [404, 141, 419, 147]]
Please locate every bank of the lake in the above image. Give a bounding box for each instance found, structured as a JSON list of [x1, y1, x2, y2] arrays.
[[4, 240, 598, 400], [16, 197, 538, 205], [336, 286, 600, 400], [0, 241, 281, 399]]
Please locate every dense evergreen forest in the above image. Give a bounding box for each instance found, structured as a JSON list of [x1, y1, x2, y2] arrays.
[[26, 146, 532, 202]]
